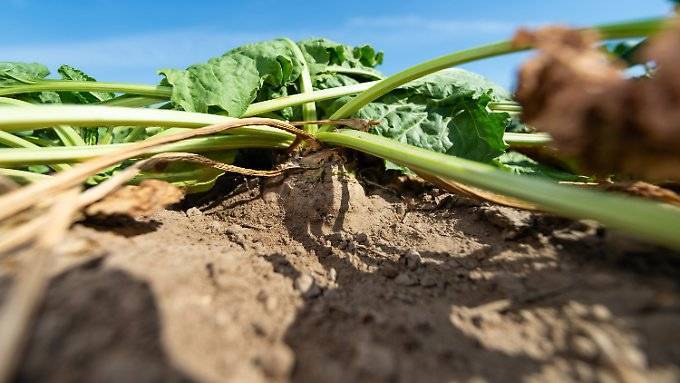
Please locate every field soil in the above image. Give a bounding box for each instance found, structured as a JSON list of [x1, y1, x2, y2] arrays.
[[2, 151, 679, 383]]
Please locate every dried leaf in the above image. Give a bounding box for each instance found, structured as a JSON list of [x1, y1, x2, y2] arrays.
[[414, 170, 539, 211], [0, 176, 18, 194], [604, 181, 680, 207], [85, 180, 183, 218]]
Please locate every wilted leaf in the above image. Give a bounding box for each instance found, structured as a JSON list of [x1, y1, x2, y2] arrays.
[[604, 181, 680, 207], [85, 180, 183, 218]]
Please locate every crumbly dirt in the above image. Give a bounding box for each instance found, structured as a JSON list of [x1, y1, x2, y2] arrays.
[[514, 23, 680, 181], [2, 151, 679, 383]]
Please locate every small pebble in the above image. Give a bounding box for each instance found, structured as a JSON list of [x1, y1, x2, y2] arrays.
[[401, 249, 422, 271], [355, 232, 369, 244], [568, 301, 589, 317], [572, 336, 598, 360], [261, 190, 278, 203], [208, 221, 223, 233], [591, 304, 612, 321], [395, 273, 418, 286], [328, 268, 337, 282], [294, 273, 322, 298], [186, 207, 203, 217]]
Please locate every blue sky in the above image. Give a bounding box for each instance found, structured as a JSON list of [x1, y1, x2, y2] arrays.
[[0, 0, 674, 90]]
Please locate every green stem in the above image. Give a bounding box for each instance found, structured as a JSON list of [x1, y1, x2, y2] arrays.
[[21, 136, 60, 146], [488, 101, 522, 113], [326, 17, 668, 126], [0, 135, 291, 166], [123, 127, 148, 143], [0, 168, 51, 184], [0, 105, 294, 141], [0, 80, 172, 98], [98, 95, 168, 107], [0, 130, 546, 167], [317, 129, 680, 250], [2, 79, 382, 119], [0, 97, 29, 106], [324, 66, 385, 80], [0, 102, 547, 148], [282, 38, 318, 133], [0, 131, 40, 148], [98, 128, 114, 145], [242, 81, 379, 117], [0, 128, 71, 172], [53, 126, 87, 146], [4, 80, 382, 119], [504, 132, 551, 146], [0, 97, 87, 146]]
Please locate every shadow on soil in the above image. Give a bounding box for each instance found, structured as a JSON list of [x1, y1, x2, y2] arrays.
[[2, 258, 194, 383], [266, 166, 544, 383], [268, 165, 680, 383]]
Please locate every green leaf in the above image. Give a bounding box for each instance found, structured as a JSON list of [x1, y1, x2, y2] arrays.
[[54, 65, 116, 144], [232, 39, 303, 88], [158, 38, 383, 117], [313, 73, 360, 89], [159, 39, 305, 116], [26, 164, 50, 174], [159, 54, 261, 116], [495, 151, 588, 182], [0, 62, 60, 105], [15, 91, 61, 105], [0, 62, 50, 87], [322, 69, 511, 168], [57, 65, 115, 104], [298, 38, 383, 77]]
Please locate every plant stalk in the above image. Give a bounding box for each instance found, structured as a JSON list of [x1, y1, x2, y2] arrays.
[[0, 168, 51, 184], [326, 17, 668, 125], [0, 81, 172, 98], [0, 97, 86, 147], [0, 106, 294, 140], [0, 135, 291, 165], [98, 95, 168, 108], [282, 38, 318, 133]]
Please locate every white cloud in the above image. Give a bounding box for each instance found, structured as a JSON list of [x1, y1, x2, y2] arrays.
[[0, 29, 281, 70], [0, 15, 529, 68], [0, 15, 537, 85]]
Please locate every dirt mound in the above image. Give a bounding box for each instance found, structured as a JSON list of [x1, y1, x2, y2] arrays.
[[2, 151, 679, 382]]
